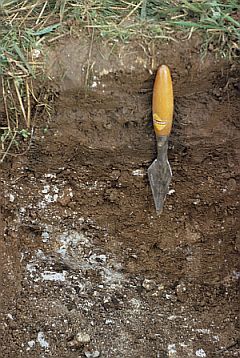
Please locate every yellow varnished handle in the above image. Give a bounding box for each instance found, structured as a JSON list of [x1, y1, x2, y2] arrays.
[[152, 65, 174, 137]]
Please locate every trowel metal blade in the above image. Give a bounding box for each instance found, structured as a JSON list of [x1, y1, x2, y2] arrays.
[[148, 158, 172, 214]]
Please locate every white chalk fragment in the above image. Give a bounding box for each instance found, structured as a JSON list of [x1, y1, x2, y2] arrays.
[[132, 169, 145, 176], [37, 332, 49, 349], [41, 271, 66, 282], [27, 340, 35, 348], [32, 49, 41, 59], [76, 332, 91, 344], [41, 232, 50, 241], [168, 343, 177, 356], [196, 348, 206, 357], [9, 193, 15, 202], [42, 185, 50, 194]]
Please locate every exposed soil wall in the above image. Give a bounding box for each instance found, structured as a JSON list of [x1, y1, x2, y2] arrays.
[[0, 37, 239, 357]]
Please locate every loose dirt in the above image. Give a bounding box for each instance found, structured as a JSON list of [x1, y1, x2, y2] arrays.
[[0, 36, 239, 358]]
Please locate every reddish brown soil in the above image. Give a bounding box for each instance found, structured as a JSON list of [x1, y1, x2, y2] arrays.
[[0, 37, 239, 358]]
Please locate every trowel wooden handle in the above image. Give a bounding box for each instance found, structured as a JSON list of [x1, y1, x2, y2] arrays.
[[152, 65, 174, 137]]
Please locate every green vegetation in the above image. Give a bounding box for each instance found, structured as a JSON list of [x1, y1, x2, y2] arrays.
[[0, 0, 239, 161]]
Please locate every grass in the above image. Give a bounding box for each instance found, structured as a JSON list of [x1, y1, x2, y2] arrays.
[[0, 0, 239, 161]]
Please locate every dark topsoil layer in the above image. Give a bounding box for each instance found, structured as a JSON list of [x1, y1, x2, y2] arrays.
[[0, 36, 239, 358]]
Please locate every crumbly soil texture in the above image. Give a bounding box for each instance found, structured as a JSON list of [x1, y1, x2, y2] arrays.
[[0, 37, 240, 358]]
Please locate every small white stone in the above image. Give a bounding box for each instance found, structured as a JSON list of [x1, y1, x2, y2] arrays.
[[41, 232, 49, 241], [105, 319, 113, 324], [52, 185, 59, 193], [76, 333, 91, 344], [9, 194, 15, 202], [27, 340, 35, 348], [45, 173, 56, 179], [32, 49, 41, 59], [132, 169, 145, 176], [168, 189, 175, 195], [42, 185, 50, 194], [41, 271, 65, 282], [196, 348, 206, 357], [142, 278, 155, 291], [89, 254, 107, 264], [85, 350, 100, 358], [37, 332, 49, 349], [53, 194, 58, 202], [168, 343, 177, 355], [130, 298, 141, 309]]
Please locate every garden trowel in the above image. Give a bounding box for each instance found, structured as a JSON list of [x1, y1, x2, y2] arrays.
[[148, 65, 174, 214]]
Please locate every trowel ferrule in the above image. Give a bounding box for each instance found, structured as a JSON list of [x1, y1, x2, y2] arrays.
[[156, 135, 169, 162]]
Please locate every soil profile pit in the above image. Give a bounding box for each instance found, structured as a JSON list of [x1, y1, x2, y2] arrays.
[[0, 39, 239, 357]]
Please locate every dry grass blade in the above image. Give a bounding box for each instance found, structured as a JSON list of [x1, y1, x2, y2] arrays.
[[0, 127, 34, 162], [3, 0, 44, 14], [85, 28, 95, 88], [0, 130, 17, 163], [26, 80, 31, 128], [60, 0, 68, 22], [6, 78, 19, 129], [18, 0, 42, 27], [119, 0, 143, 25], [35, 0, 48, 25], [14, 79, 27, 126], [1, 78, 10, 130]]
